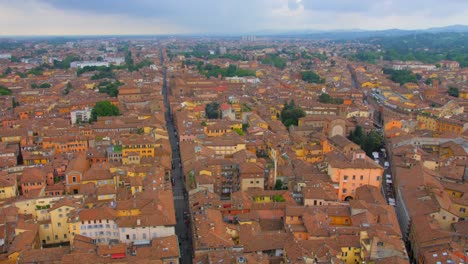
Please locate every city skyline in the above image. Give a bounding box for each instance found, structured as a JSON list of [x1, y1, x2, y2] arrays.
[[1, 0, 468, 36]]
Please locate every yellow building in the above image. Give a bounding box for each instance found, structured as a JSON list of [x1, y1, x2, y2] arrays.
[[0, 174, 17, 199], [339, 246, 362, 264], [121, 135, 156, 158], [416, 114, 437, 131], [39, 199, 78, 245]]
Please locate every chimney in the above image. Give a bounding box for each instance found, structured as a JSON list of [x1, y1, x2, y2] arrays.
[[137, 219, 141, 226]]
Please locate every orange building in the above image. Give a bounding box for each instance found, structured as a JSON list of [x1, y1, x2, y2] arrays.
[[20, 167, 46, 195], [42, 136, 88, 154], [64, 154, 88, 194], [326, 151, 383, 201], [436, 117, 466, 135]]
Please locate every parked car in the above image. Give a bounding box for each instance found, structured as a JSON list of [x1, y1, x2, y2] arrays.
[[386, 174, 392, 180], [384, 161, 390, 168], [372, 152, 380, 160]]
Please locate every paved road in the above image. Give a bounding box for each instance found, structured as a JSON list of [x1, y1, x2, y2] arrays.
[[160, 49, 193, 263]]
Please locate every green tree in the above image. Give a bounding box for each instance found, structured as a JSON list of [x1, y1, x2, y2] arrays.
[[4, 67, 12, 76], [98, 80, 122, 97], [261, 55, 287, 69], [348, 126, 383, 157], [273, 195, 286, 202], [63, 82, 73, 95], [383, 68, 418, 85], [0, 86, 12, 96], [318, 93, 343, 105], [280, 100, 306, 128], [12, 97, 19, 108], [233, 128, 245, 136], [302, 71, 325, 84], [205, 102, 221, 119], [448, 86, 459, 97], [274, 179, 284, 190], [90, 101, 120, 122]]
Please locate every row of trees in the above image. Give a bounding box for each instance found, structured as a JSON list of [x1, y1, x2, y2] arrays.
[[318, 93, 343, 104], [0, 86, 12, 96], [198, 64, 256, 78], [31, 83, 51, 89]]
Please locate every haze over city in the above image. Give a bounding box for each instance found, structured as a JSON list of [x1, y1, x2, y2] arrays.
[[1, 0, 468, 35]]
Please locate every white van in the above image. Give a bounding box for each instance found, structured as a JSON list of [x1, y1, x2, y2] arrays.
[[384, 161, 390, 168]]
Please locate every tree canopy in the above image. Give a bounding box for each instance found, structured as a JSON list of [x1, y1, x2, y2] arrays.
[[197, 63, 255, 78], [98, 80, 123, 97], [318, 93, 343, 105], [261, 54, 287, 69], [0, 85, 12, 96], [348, 126, 384, 157], [31, 83, 51, 89], [383, 68, 418, 85], [302, 71, 326, 84], [205, 102, 221, 119], [90, 101, 120, 122], [448, 86, 459, 97], [280, 100, 306, 128]]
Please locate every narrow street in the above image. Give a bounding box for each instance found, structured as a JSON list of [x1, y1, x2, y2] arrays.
[[160, 49, 193, 263]]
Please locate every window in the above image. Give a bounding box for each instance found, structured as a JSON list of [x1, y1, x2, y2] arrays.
[[143, 233, 147, 239], [377, 242, 384, 246], [376, 176, 380, 181], [64, 234, 67, 239], [461, 208, 466, 213], [72, 177, 76, 183], [126, 234, 130, 240], [344, 176, 348, 181], [352, 175, 356, 180], [132, 234, 136, 240], [360, 175, 364, 180], [57, 222, 61, 227], [343, 188, 347, 194]]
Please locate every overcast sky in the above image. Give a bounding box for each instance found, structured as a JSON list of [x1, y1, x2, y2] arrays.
[[1, 0, 467, 35]]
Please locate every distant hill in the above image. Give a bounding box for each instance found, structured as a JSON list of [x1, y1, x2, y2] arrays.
[[256, 25, 468, 39]]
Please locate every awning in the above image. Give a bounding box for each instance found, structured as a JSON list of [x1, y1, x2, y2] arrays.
[[111, 253, 126, 259]]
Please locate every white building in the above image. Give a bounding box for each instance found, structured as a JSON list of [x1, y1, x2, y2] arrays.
[[69, 207, 120, 244], [70, 61, 109, 69], [0, 54, 12, 59], [70, 107, 92, 124], [105, 57, 125, 65], [117, 218, 175, 244]]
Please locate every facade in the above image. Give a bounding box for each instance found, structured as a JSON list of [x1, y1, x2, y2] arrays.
[[70, 107, 92, 124], [70, 61, 109, 69], [326, 151, 383, 201]]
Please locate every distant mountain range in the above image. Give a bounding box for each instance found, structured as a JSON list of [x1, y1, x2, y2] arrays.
[[252, 25, 468, 39]]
